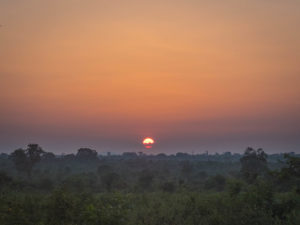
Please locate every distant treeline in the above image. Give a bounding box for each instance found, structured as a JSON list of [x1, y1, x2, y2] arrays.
[[1, 146, 298, 162], [0, 144, 299, 225]]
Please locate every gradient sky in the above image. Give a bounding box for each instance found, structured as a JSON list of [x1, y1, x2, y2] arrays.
[[1, 0, 299, 154]]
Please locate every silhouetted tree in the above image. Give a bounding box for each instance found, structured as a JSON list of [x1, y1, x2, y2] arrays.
[[273, 154, 300, 192], [76, 148, 98, 161], [156, 153, 167, 158], [10, 144, 44, 177], [63, 153, 76, 161], [283, 153, 300, 177], [42, 152, 56, 161], [176, 152, 189, 158], [240, 147, 268, 183], [122, 152, 138, 158]]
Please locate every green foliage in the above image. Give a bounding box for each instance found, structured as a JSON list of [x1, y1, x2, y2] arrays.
[[1, 145, 300, 224], [204, 174, 226, 191], [0, 171, 12, 189], [227, 178, 244, 197], [283, 154, 300, 178], [0, 184, 299, 225], [101, 172, 120, 192], [10, 149, 28, 175], [161, 181, 176, 193], [138, 170, 154, 190]]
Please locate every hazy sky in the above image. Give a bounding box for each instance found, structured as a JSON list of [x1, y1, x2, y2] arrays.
[[1, 0, 299, 154]]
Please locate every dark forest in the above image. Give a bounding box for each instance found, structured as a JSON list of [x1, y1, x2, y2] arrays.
[[0, 144, 299, 225]]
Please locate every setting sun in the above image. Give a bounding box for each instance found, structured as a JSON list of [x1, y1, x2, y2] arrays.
[[143, 137, 155, 149], [1, 1, 299, 223]]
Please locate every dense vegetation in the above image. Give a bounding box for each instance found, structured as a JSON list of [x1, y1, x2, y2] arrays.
[[0, 145, 299, 225]]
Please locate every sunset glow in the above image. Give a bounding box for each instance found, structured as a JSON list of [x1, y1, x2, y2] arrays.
[[1, 1, 299, 223], [0, 0, 299, 153]]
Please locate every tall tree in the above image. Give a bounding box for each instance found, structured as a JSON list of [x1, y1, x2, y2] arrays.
[[240, 147, 268, 183], [76, 148, 98, 161], [283, 153, 300, 178], [10, 144, 44, 177]]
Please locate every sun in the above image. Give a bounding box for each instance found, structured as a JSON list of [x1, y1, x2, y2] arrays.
[[143, 138, 154, 144], [143, 137, 155, 149]]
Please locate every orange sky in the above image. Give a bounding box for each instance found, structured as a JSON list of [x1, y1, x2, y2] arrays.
[[1, 0, 299, 153]]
